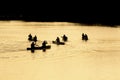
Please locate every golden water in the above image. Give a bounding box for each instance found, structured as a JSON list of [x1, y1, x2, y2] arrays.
[[0, 21, 120, 80]]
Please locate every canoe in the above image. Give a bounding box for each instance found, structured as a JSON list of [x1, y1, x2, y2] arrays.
[[52, 41, 65, 45], [27, 45, 51, 50]]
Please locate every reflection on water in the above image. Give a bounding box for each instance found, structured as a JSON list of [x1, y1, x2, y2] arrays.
[[0, 21, 120, 80]]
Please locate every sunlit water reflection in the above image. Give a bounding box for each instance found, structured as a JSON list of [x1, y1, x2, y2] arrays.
[[0, 21, 120, 80]]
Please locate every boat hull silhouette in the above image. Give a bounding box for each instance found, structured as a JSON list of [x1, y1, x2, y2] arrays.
[[27, 45, 51, 51], [52, 41, 65, 45]]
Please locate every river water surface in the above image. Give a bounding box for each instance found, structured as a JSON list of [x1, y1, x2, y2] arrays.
[[0, 21, 120, 80]]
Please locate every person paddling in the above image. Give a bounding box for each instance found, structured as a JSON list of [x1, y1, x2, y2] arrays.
[[56, 37, 60, 43], [42, 40, 47, 47], [82, 33, 85, 40], [33, 35, 37, 42], [28, 33, 32, 41], [62, 34, 68, 41], [31, 42, 35, 49], [82, 33, 88, 41], [84, 34, 88, 41]]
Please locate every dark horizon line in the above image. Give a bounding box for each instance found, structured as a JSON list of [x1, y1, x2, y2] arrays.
[[0, 15, 119, 27]]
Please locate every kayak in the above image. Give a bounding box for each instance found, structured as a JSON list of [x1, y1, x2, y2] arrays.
[[27, 45, 51, 52], [52, 41, 65, 45]]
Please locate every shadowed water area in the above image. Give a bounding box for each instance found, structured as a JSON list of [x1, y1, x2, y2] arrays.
[[0, 21, 120, 80]]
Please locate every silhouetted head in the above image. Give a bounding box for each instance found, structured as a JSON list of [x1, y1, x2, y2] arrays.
[[32, 42, 34, 44], [43, 40, 47, 44]]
